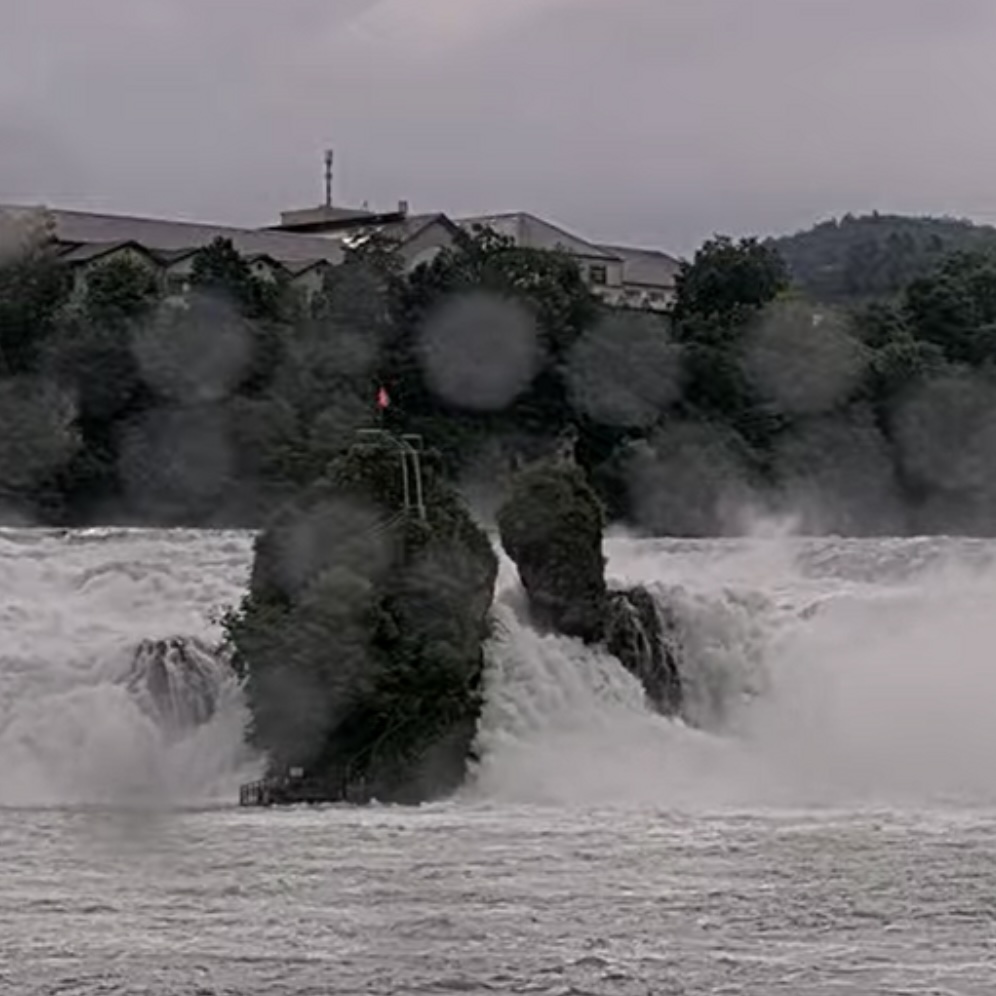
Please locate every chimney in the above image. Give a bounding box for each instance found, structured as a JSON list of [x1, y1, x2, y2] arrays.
[[398, 199, 410, 217]]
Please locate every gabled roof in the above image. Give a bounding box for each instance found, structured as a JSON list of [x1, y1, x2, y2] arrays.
[[57, 240, 162, 266], [377, 212, 462, 244], [600, 244, 682, 288], [277, 205, 380, 231], [158, 247, 200, 266], [1, 205, 346, 265], [246, 253, 289, 271], [285, 258, 334, 277], [458, 212, 620, 261], [323, 212, 462, 253]]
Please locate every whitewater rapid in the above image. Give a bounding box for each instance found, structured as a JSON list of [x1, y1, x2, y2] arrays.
[[0, 529, 258, 806], [3, 527, 996, 809], [7, 529, 996, 994]]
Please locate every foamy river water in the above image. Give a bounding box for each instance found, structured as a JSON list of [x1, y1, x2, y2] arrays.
[[3, 529, 996, 993]]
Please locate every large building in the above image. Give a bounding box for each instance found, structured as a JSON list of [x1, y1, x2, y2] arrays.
[[457, 212, 680, 311], [271, 203, 682, 310], [0, 203, 349, 299], [1, 197, 681, 310], [271, 202, 464, 273]]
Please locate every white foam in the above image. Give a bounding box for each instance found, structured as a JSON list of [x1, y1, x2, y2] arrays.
[[6, 528, 996, 810], [473, 537, 996, 808], [0, 529, 259, 806]]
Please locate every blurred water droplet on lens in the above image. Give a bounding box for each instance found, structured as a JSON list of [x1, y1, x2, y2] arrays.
[[419, 292, 540, 410], [133, 293, 251, 405]]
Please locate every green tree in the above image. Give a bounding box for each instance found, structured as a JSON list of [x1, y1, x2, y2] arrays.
[[45, 258, 158, 421], [904, 251, 996, 365], [673, 236, 788, 329], [397, 226, 596, 359], [384, 226, 598, 471], [0, 376, 80, 515], [0, 249, 71, 375], [38, 258, 162, 519], [191, 237, 288, 322], [82, 256, 160, 323], [772, 213, 996, 303], [226, 436, 498, 802]]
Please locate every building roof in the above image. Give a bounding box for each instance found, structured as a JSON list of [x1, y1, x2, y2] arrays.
[[458, 212, 620, 261], [246, 253, 289, 270], [333, 212, 461, 250], [377, 212, 461, 244], [57, 240, 161, 266], [600, 243, 682, 288], [284, 258, 334, 277], [2, 205, 346, 265], [277, 205, 378, 230]]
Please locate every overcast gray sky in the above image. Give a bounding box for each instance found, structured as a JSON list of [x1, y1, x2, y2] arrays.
[[2, 0, 994, 254]]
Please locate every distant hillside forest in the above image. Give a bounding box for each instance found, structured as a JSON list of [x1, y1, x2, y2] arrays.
[[772, 212, 996, 303], [5, 212, 996, 536]]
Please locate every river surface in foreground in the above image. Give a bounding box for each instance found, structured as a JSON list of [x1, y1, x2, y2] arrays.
[[3, 529, 996, 994]]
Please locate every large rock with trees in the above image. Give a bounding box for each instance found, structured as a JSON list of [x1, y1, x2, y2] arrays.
[[497, 458, 682, 716], [225, 431, 498, 803]]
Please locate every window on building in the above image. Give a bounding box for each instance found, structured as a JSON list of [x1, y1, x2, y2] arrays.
[[589, 264, 608, 285], [165, 273, 190, 296]]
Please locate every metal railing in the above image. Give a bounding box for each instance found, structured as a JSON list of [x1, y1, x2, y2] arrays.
[[239, 779, 273, 807], [353, 429, 427, 522]]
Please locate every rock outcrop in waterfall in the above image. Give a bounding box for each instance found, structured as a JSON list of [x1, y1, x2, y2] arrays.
[[225, 432, 498, 803], [497, 461, 682, 716], [126, 636, 233, 732]]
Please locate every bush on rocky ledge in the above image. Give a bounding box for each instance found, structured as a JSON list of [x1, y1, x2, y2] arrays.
[[225, 433, 498, 803]]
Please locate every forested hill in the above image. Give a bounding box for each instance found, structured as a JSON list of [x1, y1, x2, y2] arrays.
[[770, 213, 996, 303]]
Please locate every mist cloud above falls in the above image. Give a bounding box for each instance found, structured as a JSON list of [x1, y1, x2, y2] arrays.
[[770, 409, 905, 536], [624, 421, 759, 537], [740, 302, 866, 417], [0, 376, 78, 495], [892, 373, 996, 533]]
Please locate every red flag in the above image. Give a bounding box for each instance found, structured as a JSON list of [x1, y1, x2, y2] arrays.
[[376, 386, 390, 411]]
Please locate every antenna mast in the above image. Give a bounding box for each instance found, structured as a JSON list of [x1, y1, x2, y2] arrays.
[[324, 149, 334, 207]]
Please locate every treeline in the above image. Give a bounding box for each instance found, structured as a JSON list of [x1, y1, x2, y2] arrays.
[[772, 212, 996, 303], [4, 218, 996, 535]]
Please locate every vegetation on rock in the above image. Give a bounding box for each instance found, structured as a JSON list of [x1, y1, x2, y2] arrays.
[[497, 460, 607, 642], [225, 434, 498, 803], [497, 459, 682, 716]]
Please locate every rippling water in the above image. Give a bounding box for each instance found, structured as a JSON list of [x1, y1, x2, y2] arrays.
[[7, 805, 996, 994], [3, 529, 996, 993]]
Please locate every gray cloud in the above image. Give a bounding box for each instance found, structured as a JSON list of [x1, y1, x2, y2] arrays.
[[3, 0, 996, 253]]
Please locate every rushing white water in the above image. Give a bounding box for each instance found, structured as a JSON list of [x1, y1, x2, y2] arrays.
[[4, 528, 996, 809], [475, 534, 996, 809], [0, 529, 258, 806], [5, 529, 996, 994]]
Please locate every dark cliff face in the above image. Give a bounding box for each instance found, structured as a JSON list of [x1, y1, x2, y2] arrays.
[[228, 435, 498, 803], [497, 460, 683, 718], [605, 588, 682, 717]]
